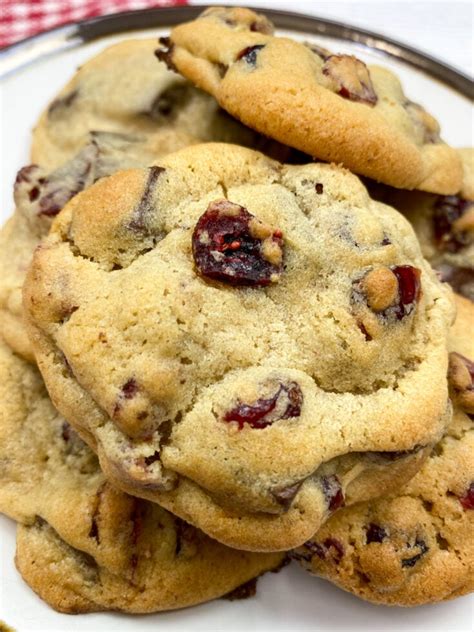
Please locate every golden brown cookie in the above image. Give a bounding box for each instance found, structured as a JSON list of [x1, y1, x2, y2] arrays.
[[0, 336, 282, 613], [0, 132, 154, 361], [24, 143, 454, 552], [292, 294, 473, 606], [32, 38, 256, 170], [157, 7, 462, 194]]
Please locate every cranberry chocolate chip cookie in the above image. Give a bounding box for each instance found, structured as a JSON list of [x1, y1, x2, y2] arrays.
[[24, 143, 454, 552], [31, 38, 257, 170], [0, 336, 282, 613], [0, 132, 154, 362], [156, 7, 462, 194], [292, 294, 474, 606], [374, 148, 474, 302]]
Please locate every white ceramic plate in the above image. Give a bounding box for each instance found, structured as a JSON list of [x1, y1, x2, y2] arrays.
[[0, 8, 473, 632]]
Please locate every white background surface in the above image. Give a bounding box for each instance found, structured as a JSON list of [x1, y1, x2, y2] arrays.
[[0, 2, 473, 631]]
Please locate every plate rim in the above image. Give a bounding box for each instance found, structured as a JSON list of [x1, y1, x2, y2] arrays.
[[0, 4, 472, 98]]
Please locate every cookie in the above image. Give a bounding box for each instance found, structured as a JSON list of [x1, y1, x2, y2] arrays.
[[157, 7, 462, 194], [31, 38, 257, 170], [0, 132, 154, 362], [372, 148, 474, 302], [292, 293, 474, 606], [24, 143, 454, 552], [0, 336, 282, 613]]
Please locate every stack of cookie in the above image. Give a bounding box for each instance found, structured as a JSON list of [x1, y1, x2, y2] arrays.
[[0, 7, 472, 614]]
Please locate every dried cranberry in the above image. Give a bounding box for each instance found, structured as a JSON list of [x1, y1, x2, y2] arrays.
[[291, 540, 326, 562], [121, 378, 139, 399], [322, 55, 377, 106], [224, 382, 302, 429], [366, 523, 387, 543], [192, 200, 284, 286], [391, 265, 422, 319], [15, 164, 39, 185], [433, 196, 473, 253], [321, 475, 345, 511], [304, 538, 345, 564], [236, 44, 265, 65], [459, 482, 474, 510]]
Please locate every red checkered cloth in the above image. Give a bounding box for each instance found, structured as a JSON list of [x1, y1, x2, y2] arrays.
[[0, 0, 189, 48]]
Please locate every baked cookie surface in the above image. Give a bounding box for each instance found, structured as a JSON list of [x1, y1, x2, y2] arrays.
[[157, 7, 462, 194], [0, 132, 153, 361], [24, 143, 454, 552], [292, 294, 474, 606], [373, 148, 474, 302], [0, 336, 282, 613], [32, 38, 256, 170]]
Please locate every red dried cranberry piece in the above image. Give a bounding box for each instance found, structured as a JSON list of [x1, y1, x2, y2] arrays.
[[121, 378, 139, 399], [192, 200, 284, 286], [291, 540, 326, 562], [236, 44, 265, 65], [15, 164, 40, 185], [459, 482, 474, 510], [321, 475, 345, 511], [366, 523, 387, 543], [322, 538, 345, 563], [322, 55, 377, 106], [433, 196, 473, 253], [224, 382, 303, 429], [391, 265, 422, 319]]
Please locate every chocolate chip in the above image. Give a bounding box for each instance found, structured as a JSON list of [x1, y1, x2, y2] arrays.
[[401, 537, 429, 568], [149, 84, 193, 122], [48, 90, 79, 118], [433, 196, 473, 253], [155, 37, 177, 72], [223, 577, 258, 601], [271, 481, 303, 509], [127, 166, 164, 232], [366, 523, 387, 543], [436, 264, 474, 302]]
